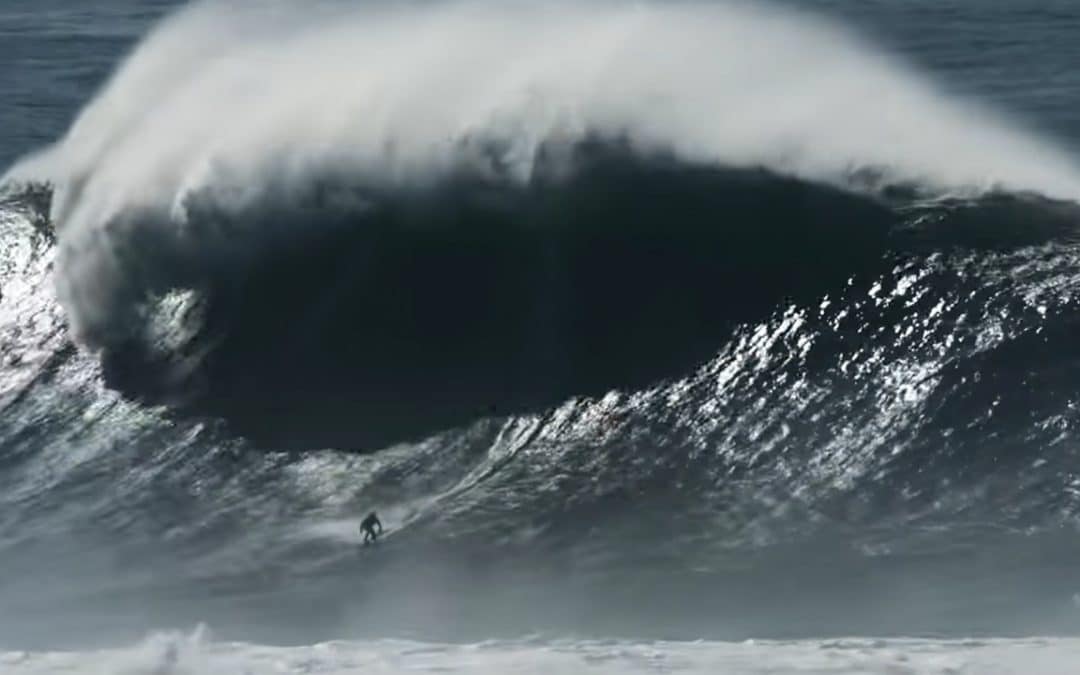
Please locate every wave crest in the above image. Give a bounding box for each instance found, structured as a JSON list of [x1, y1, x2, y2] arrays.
[[4, 0, 1080, 348]]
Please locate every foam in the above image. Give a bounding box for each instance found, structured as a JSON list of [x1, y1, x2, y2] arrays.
[[6, 628, 1080, 674]]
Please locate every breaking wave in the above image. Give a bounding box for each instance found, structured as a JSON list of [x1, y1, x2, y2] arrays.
[[5, 0, 1080, 447], [5, 0, 1080, 342], [4, 0, 1080, 648]]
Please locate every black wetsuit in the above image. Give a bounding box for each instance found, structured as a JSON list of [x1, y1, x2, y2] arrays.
[[361, 512, 383, 543]]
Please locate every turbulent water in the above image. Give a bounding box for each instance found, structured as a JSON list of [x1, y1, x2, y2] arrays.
[[4, 0, 1080, 672]]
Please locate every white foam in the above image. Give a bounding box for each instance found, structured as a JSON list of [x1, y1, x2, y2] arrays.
[[6, 0, 1080, 346], [11, 0, 1080, 207], [6, 629, 1080, 674]]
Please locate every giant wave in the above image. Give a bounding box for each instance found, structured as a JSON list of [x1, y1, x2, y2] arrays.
[[4, 0, 1080, 649], [6, 0, 1080, 449]]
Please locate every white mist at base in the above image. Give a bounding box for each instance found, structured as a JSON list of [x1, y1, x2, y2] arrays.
[[5, 0, 1080, 346], [5, 628, 1080, 675]]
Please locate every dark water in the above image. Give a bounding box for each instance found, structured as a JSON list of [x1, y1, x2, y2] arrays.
[[3, 0, 1080, 651]]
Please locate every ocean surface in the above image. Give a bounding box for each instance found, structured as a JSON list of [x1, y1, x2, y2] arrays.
[[3, 0, 1080, 672]]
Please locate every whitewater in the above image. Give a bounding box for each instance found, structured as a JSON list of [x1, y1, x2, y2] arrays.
[[4, 0, 1080, 673], [7, 629, 1080, 674], [7, 0, 1080, 349]]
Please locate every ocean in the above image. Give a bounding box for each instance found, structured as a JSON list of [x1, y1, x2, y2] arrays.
[[3, 0, 1080, 672]]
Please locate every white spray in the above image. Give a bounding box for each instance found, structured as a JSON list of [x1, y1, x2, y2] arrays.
[[4, 0, 1080, 345]]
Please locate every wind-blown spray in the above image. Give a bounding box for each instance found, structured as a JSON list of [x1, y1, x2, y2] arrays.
[[5, 0, 1080, 346]]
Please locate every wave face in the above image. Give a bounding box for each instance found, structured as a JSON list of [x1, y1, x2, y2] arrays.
[[4, 0, 1080, 652]]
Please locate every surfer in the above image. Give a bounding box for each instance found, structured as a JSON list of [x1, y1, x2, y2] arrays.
[[360, 511, 383, 544]]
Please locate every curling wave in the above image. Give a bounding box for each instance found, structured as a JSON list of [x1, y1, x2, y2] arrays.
[[6, 0, 1080, 448], [7, 0, 1080, 650]]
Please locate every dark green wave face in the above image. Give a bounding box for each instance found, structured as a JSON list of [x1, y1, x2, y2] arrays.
[[3, 0, 1080, 656]]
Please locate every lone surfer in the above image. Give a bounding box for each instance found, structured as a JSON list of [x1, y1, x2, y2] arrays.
[[360, 511, 383, 544]]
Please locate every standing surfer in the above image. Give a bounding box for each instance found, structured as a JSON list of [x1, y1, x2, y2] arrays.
[[360, 511, 383, 544]]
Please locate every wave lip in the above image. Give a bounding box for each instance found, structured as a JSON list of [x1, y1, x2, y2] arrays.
[[3, 0, 1080, 358], [13, 0, 1080, 203]]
